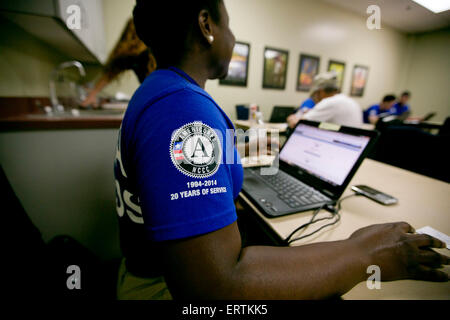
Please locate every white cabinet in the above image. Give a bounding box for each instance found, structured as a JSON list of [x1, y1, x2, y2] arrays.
[[57, 0, 107, 64], [0, 0, 106, 64]]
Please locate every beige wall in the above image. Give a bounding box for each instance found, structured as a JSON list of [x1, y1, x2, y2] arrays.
[[0, 17, 69, 96], [0, 16, 102, 98], [400, 29, 450, 122], [207, 0, 411, 119]]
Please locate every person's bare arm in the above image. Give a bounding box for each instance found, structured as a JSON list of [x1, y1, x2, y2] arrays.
[[80, 75, 110, 108], [287, 113, 301, 129], [368, 115, 379, 125], [160, 221, 449, 299]]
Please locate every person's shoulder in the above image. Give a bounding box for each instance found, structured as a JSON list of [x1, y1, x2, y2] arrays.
[[155, 84, 218, 113], [315, 96, 333, 108], [129, 69, 188, 106], [395, 102, 410, 110], [320, 93, 346, 107], [331, 94, 360, 111], [127, 71, 218, 117], [128, 83, 228, 139], [301, 98, 315, 107], [335, 93, 354, 102]]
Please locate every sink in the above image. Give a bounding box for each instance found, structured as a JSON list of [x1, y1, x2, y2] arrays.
[[26, 108, 125, 119], [76, 109, 125, 116]]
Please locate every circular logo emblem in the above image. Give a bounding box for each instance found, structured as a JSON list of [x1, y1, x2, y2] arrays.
[[170, 122, 222, 178]]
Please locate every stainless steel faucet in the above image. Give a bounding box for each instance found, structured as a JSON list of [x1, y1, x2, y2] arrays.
[[49, 61, 86, 113]]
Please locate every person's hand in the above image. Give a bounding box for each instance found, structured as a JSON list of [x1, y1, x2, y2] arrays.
[[287, 113, 300, 129], [368, 115, 379, 125], [80, 89, 100, 108], [350, 222, 449, 282]]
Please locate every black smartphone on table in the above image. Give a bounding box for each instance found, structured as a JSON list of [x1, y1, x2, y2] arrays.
[[351, 185, 398, 205]]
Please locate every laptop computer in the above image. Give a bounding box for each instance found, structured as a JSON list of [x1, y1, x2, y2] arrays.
[[241, 120, 379, 217], [269, 106, 295, 123], [421, 112, 436, 122], [380, 110, 412, 123]]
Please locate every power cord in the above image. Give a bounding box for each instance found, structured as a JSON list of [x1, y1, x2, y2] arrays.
[[284, 193, 360, 245]]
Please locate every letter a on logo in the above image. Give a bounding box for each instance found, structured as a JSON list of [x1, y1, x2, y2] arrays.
[[192, 138, 208, 158]]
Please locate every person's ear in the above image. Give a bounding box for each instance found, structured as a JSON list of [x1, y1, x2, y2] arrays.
[[198, 9, 215, 45]]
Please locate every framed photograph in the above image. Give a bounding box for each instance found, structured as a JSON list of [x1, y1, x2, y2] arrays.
[[350, 65, 369, 97], [327, 60, 346, 90], [220, 41, 250, 87], [262, 47, 289, 89], [296, 54, 320, 92]]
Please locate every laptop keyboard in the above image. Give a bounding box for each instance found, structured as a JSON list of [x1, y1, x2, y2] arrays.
[[258, 170, 331, 208]]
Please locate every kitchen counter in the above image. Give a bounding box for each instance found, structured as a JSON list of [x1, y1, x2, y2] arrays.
[[0, 112, 124, 131], [0, 97, 124, 131]]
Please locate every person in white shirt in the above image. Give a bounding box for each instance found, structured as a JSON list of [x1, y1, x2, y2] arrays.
[[287, 72, 363, 128]]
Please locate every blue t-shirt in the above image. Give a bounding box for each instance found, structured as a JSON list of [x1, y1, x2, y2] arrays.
[[363, 103, 410, 123], [114, 67, 243, 275], [364, 104, 381, 123], [297, 97, 316, 112], [392, 102, 410, 116]]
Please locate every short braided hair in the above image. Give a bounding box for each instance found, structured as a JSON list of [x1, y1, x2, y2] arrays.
[[133, 0, 222, 68]]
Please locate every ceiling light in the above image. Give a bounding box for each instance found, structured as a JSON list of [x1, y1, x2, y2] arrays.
[[411, 0, 450, 13]]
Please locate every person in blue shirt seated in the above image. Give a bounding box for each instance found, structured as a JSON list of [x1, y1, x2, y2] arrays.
[[364, 94, 397, 124], [288, 72, 363, 129], [114, 0, 449, 300], [297, 91, 319, 114], [392, 91, 411, 117]]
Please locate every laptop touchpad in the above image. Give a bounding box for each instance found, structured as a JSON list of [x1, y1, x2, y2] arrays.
[[243, 176, 267, 189]]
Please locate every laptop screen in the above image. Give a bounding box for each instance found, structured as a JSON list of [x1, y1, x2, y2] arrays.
[[279, 123, 371, 186]]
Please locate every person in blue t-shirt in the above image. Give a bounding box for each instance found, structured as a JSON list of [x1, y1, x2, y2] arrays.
[[392, 91, 411, 117], [297, 91, 319, 114], [364, 94, 397, 124], [114, 0, 449, 300]]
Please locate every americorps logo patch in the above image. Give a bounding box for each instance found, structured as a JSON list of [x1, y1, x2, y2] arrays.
[[170, 121, 222, 178]]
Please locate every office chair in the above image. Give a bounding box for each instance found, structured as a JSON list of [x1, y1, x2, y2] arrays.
[[1, 165, 121, 299], [369, 125, 449, 183], [269, 106, 295, 123], [236, 104, 249, 120], [438, 117, 450, 136]]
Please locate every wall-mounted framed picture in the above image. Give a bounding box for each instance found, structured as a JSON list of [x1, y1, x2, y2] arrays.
[[327, 60, 346, 91], [350, 65, 369, 97], [220, 41, 250, 87], [296, 54, 320, 92], [262, 47, 289, 89]]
